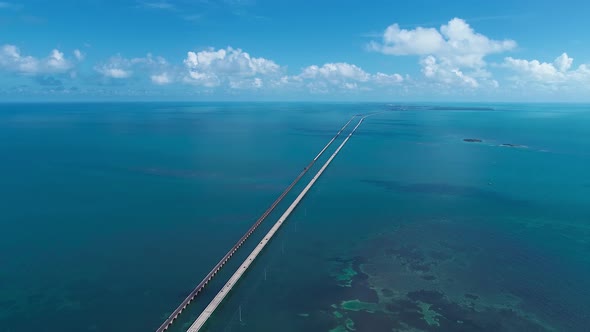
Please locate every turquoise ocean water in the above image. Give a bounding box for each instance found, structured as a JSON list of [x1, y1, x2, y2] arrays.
[[0, 103, 588, 332]]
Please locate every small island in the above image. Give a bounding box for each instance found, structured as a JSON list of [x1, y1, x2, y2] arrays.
[[501, 143, 526, 148], [431, 106, 495, 111]]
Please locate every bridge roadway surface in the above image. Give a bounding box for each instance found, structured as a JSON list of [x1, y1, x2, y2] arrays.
[[187, 113, 381, 332], [155, 115, 358, 332]]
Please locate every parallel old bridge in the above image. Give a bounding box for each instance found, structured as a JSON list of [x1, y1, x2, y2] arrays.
[[156, 112, 383, 332]]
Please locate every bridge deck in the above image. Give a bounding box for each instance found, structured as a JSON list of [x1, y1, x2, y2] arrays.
[[155, 116, 357, 332], [187, 114, 377, 332]]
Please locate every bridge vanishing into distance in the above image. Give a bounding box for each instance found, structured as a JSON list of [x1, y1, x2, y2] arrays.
[[156, 112, 383, 332]]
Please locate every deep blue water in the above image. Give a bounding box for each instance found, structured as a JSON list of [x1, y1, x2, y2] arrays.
[[0, 103, 588, 332]]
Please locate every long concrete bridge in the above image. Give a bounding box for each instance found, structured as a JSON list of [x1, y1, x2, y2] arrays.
[[186, 113, 381, 332], [155, 116, 358, 332]]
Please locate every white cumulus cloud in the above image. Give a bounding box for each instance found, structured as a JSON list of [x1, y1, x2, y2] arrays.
[[370, 18, 516, 67], [101, 68, 132, 79], [372, 72, 404, 85], [73, 49, 85, 61], [297, 63, 370, 83], [183, 47, 281, 88], [151, 72, 172, 85], [288, 62, 404, 93], [229, 77, 264, 89], [369, 18, 516, 88], [95, 53, 168, 80], [46, 49, 70, 71], [0, 45, 74, 75], [420, 55, 481, 87], [373, 25, 445, 56], [503, 53, 590, 85]]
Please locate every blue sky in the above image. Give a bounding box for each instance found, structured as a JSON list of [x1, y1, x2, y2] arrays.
[[1, 0, 590, 101]]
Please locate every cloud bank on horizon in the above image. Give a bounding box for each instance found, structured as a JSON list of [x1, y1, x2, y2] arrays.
[[1, 9, 589, 101]]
